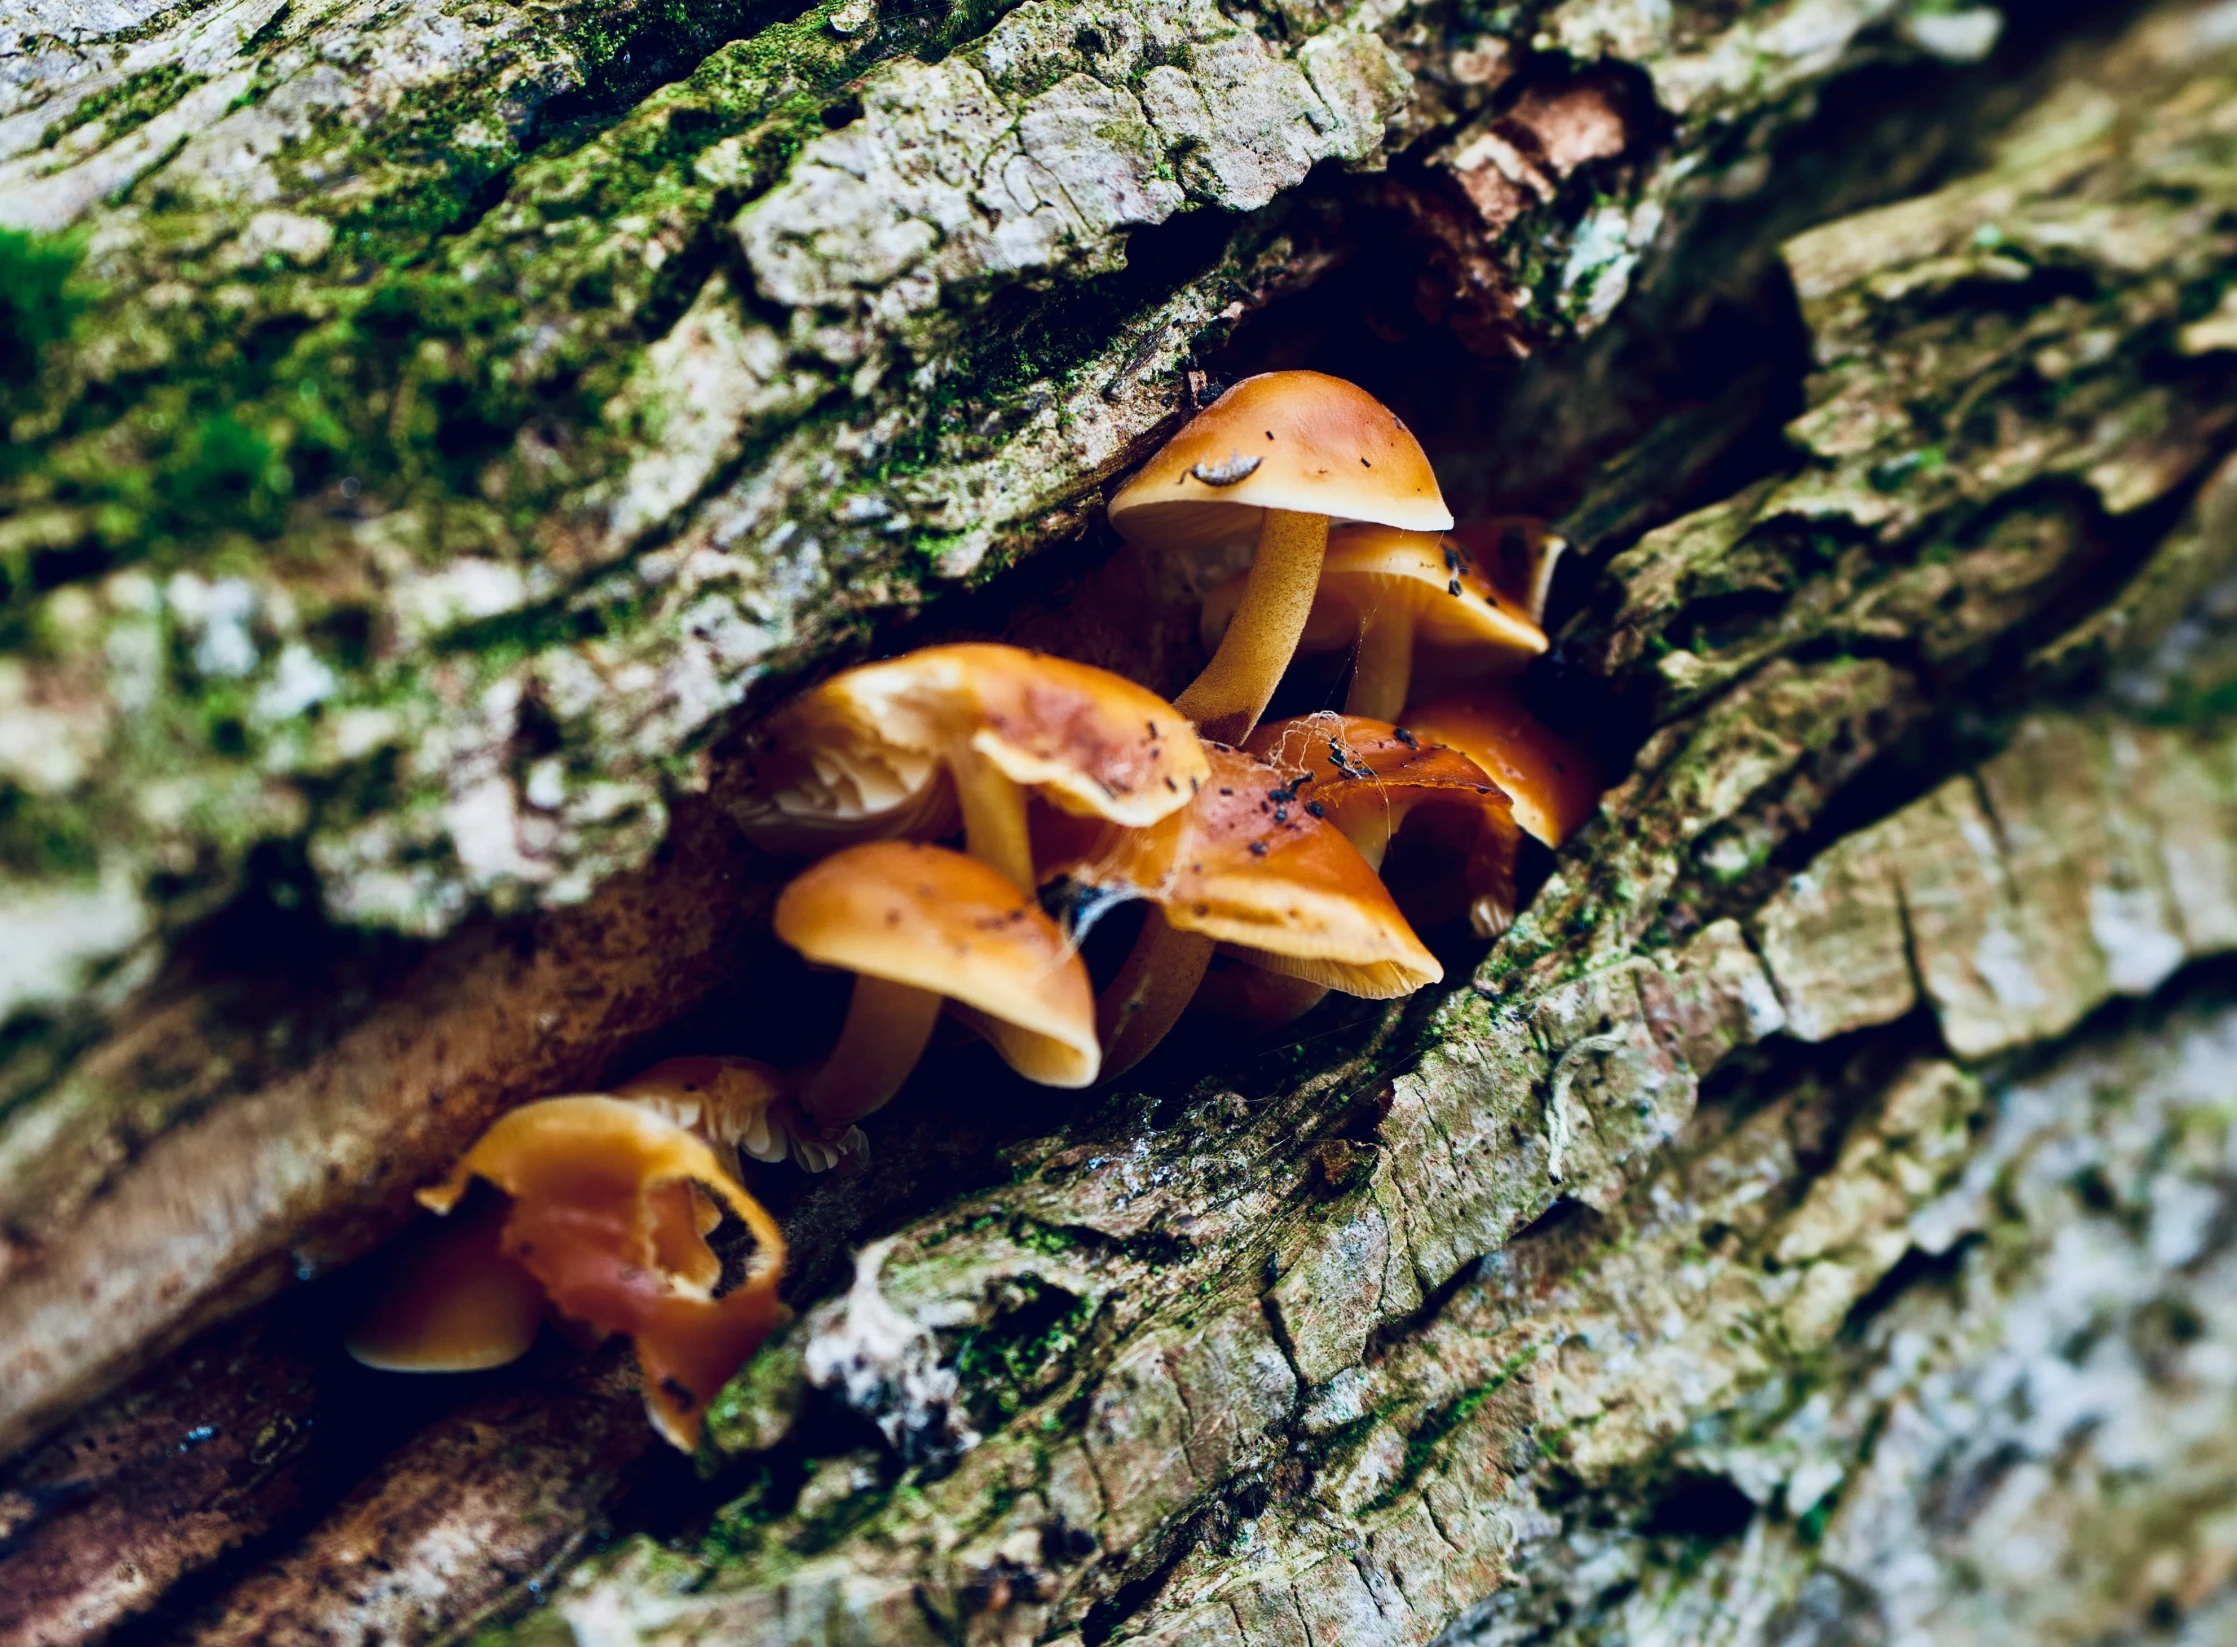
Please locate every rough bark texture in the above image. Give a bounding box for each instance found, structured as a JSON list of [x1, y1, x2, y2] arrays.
[[3, 0, 2236, 1643]]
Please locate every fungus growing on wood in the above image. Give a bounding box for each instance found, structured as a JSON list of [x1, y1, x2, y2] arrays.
[[345, 1195, 547, 1374], [1202, 525, 1546, 721], [1107, 372, 1451, 743], [734, 644, 1206, 893], [1245, 713, 1523, 939], [1038, 744, 1441, 1078], [1449, 516, 1568, 627], [775, 841, 1099, 1149], [401, 1097, 787, 1450], [614, 1055, 798, 1170], [1403, 687, 1600, 846]]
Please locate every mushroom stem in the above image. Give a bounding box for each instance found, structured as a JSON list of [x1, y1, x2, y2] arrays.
[[953, 745, 1037, 893], [1095, 910, 1218, 1082], [1174, 508, 1331, 744], [1344, 606, 1416, 721], [797, 974, 945, 1131]]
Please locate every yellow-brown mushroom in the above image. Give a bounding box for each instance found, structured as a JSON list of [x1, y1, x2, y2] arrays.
[[774, 841, 1099, 1152], [1038, 744, 1441, 1078], [1244, 713, 1523, 939], [735, 643, 1206, 893], [1201, 525, 1545, 722], [357, 1097, 788, 1451], [1403, 687, 1600, 846], [1107, 373, 1451, 744]]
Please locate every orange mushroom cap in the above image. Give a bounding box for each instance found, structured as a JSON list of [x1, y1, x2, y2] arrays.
[[734, 644, 1207, 854], [345, 1194, 547, 1374], [1038, 745, 1442, 998], [1403, 687, 1601, 847], [419, 1097, 787, 1451], [1201, 525, 1547, 672], [775, 840, 1100, 1088], [1107, 372, 1452, 554], [1244, 713, 1522, 939], [1448, 517, 1568, 628]]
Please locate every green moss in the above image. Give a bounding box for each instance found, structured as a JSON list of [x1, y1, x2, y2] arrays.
[[0, 230, 87, 427], [951, 1278, 1095, 1424], [39, 64, 205, 150], [0, 789, 105, 881]]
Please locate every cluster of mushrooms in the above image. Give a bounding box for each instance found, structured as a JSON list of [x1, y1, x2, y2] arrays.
[[348, 373, 1599, 1448]]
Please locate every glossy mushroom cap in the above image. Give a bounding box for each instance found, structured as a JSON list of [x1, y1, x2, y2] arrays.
[[1201, 525, 1548, 669], [775, 840, 1100, 1087], [345, 1194, 547, 1374], [1245, 713, 1522, 938], [1403, 688, 1601, 846], [1040, 745, 1442, 998], [1107, 372, 1452, 554], [419, 1097, 788, 1451], [733, 644, 1207, 854]]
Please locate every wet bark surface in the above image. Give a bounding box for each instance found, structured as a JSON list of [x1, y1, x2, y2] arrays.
[[3, 0, 2236, 1642]]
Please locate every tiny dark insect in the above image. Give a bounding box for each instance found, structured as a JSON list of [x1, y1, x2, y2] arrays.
[[1393, 727, 1418, 747], [1219, 787, 1234, 796], [1248, 840, 1268, 856], [1448, 579, 1463, 596], [1307, 801, 1324, 817]]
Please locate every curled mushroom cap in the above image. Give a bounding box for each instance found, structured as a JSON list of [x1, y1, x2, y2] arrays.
[[418, 1096, 787, 1450], [1044, 743, 1442, 1005], [1106, 373, 1451, 744], [1245, 713, 1522, 939], [1202, 525, 1546, 721], [777, 840, 1099, 1117], [734, 644, 1206, 892], [1403, 687, 1600, 847]]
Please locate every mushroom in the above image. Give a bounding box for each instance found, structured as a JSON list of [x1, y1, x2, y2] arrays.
[[345, 1193, 547, 1374], [735, 644, 1207, 893], [613, 1055, 808, 1170], [774, 840, 1099, 1149], [1038, 744, 1442, 1078], [1402, 687, 1600, 846], [410, 1096, 788, 1450], [1107, 372, 1452, 744], [1449, 516, 1568, 628], [1200, 525, 1546, 722], [1244, 712, 1523, 939]]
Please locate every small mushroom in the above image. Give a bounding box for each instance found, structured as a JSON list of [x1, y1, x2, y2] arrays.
[[1039, 744, 1442, 1078], [1449, 516, 1568, 627], [1402, 687, 1601, 846], [1107, 373, 1452, 744], [735, 644, 1207, 893], [413, 1096, 788, 1450], [1201, 525, 1546, 722], [775, 841, 1099, 1148], [614, 1055, 802, 1169], [1245, 712, 1523, 939], [344, 1193, 547, 1374]]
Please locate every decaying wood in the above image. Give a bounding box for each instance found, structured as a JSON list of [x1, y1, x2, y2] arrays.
[[2, 0, 2235, 1641]]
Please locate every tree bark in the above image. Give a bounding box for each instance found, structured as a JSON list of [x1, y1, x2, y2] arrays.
[[2, 0, 2235, 1643]]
